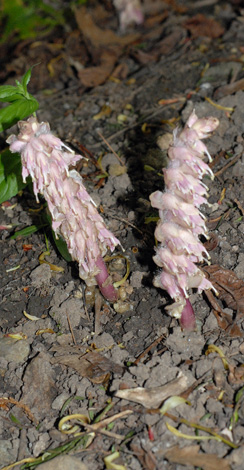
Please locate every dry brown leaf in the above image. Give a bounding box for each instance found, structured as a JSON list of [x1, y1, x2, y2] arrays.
[[214, 78, 244, 100], [203, 233, 219, 252], [74, 6, 140, 48], [131, 444, 157, 470], [164, 445, 231, 470], [204, 289, 242, 337], [78, 49, 119, 87], [132, 27, 185, 65], [204, 265, 244, 316], [228, 363, 244, 385], [115, 372, 188, 408], [52, 351, 124, 384], [184, 14, 225, 39], [74, 6, 140, 86]]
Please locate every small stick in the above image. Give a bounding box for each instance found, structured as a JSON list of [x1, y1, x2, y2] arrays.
[[97, 130, 125, 166], [234, 197, 244, 217], [66, 311, 77, 345], [134, 334, 166, 365], [214, 153, 242, 177], [94, 291, 103, 335]]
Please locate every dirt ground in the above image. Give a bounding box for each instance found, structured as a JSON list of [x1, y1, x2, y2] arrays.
[[1, 1, 244, 469]]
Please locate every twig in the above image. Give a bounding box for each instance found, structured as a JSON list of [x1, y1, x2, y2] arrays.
[[109, 213, 144, 235], [81, 285, 91, 323], [97, 131, 125, 166], [84, 423, 123, 440], [94, 291, 103, 335], [134, 334, 166, 365], [0, 397, 38, 425], [214, 153, 242, 177], [90, 103, 184, 148], [66, 311, 77, 345], [234, 197, 244, 217]]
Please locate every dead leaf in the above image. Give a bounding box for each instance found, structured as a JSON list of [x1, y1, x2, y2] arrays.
[[184, 14, 225, 39], [214, 78, 244, 100], [115, 372, 188, 408], [131, 444, 157, 470], [228, 363, 244, 385], [74, 6, 140, 48], [131, 27, 186, 64], [203, 233, 219, 252], [111, 62, 129, 80], [205, 290, 242, 337], [144, 11, 169, 28], [52, 351, 124, 384], [78, 49, 119, 87], [164, 444, 231, 470], [204, 265, 244, 317], [74, 6, 140, 86]]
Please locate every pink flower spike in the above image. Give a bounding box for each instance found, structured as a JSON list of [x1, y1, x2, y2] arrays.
[[180, 298, 196, 331], [150, 111, 219, 329], [7, 117, 121, 301]]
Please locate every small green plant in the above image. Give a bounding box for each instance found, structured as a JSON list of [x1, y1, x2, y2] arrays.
[[0, 0, 64, 42], [0, 67, 38, 204]]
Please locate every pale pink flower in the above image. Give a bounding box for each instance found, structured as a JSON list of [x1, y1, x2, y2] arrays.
[[150, 111, 219, 330], [113, 0, 144, 29], [7, 117, 120, 301]]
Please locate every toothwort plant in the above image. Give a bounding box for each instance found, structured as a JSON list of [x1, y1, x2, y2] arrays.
[[150, 111, 219, 330], [7, 117, 120, 301]]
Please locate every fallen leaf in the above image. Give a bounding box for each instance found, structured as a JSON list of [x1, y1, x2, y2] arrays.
[[228, 363, 244, 385], [164, 444, 231, 470], [52, 351, 124, 384], [131, 27, 185, 64], [204, 289, 242, 337], [204, 265, 244, 316], [214, 78, 244, 100], [115, 372, 188, 408], [203, 233, 219, 252], [184, 14, 225, 39], [78, 49, 119, 87], [131, 444, 157, 470], [74, 6, 140, 87], [74, 6, 140, 48]]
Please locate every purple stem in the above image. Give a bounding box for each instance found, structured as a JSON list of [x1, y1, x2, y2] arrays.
[[180, 298, 196, 331], [95, 255, 118, 302]]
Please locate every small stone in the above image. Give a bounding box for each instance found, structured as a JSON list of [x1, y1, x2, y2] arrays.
[[52, 392, 70, 411], [109, 164, 127, 177], [21, 352, 56, 419], [30, 264, 52, 288], [38, 455, 88, 470], [0, 440, 17, 466], [33, 432, 50, 457], [130, 271, 147, 288], [0, 337, 30, 363]]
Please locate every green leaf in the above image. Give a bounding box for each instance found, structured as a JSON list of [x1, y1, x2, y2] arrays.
[[21, 68, 32, 95], [10, 225, 46, 240], [0, 85, 22, 102], [0, 97, 39, 131], [52, 232, 72, 262], [0, 149, 26, 204]]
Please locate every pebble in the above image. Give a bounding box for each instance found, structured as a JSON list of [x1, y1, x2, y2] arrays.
[[0, 440, 17, 466], [30, 264, 52, 288], [0, 337, 30, 363], [38, 455, 88, 470]]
